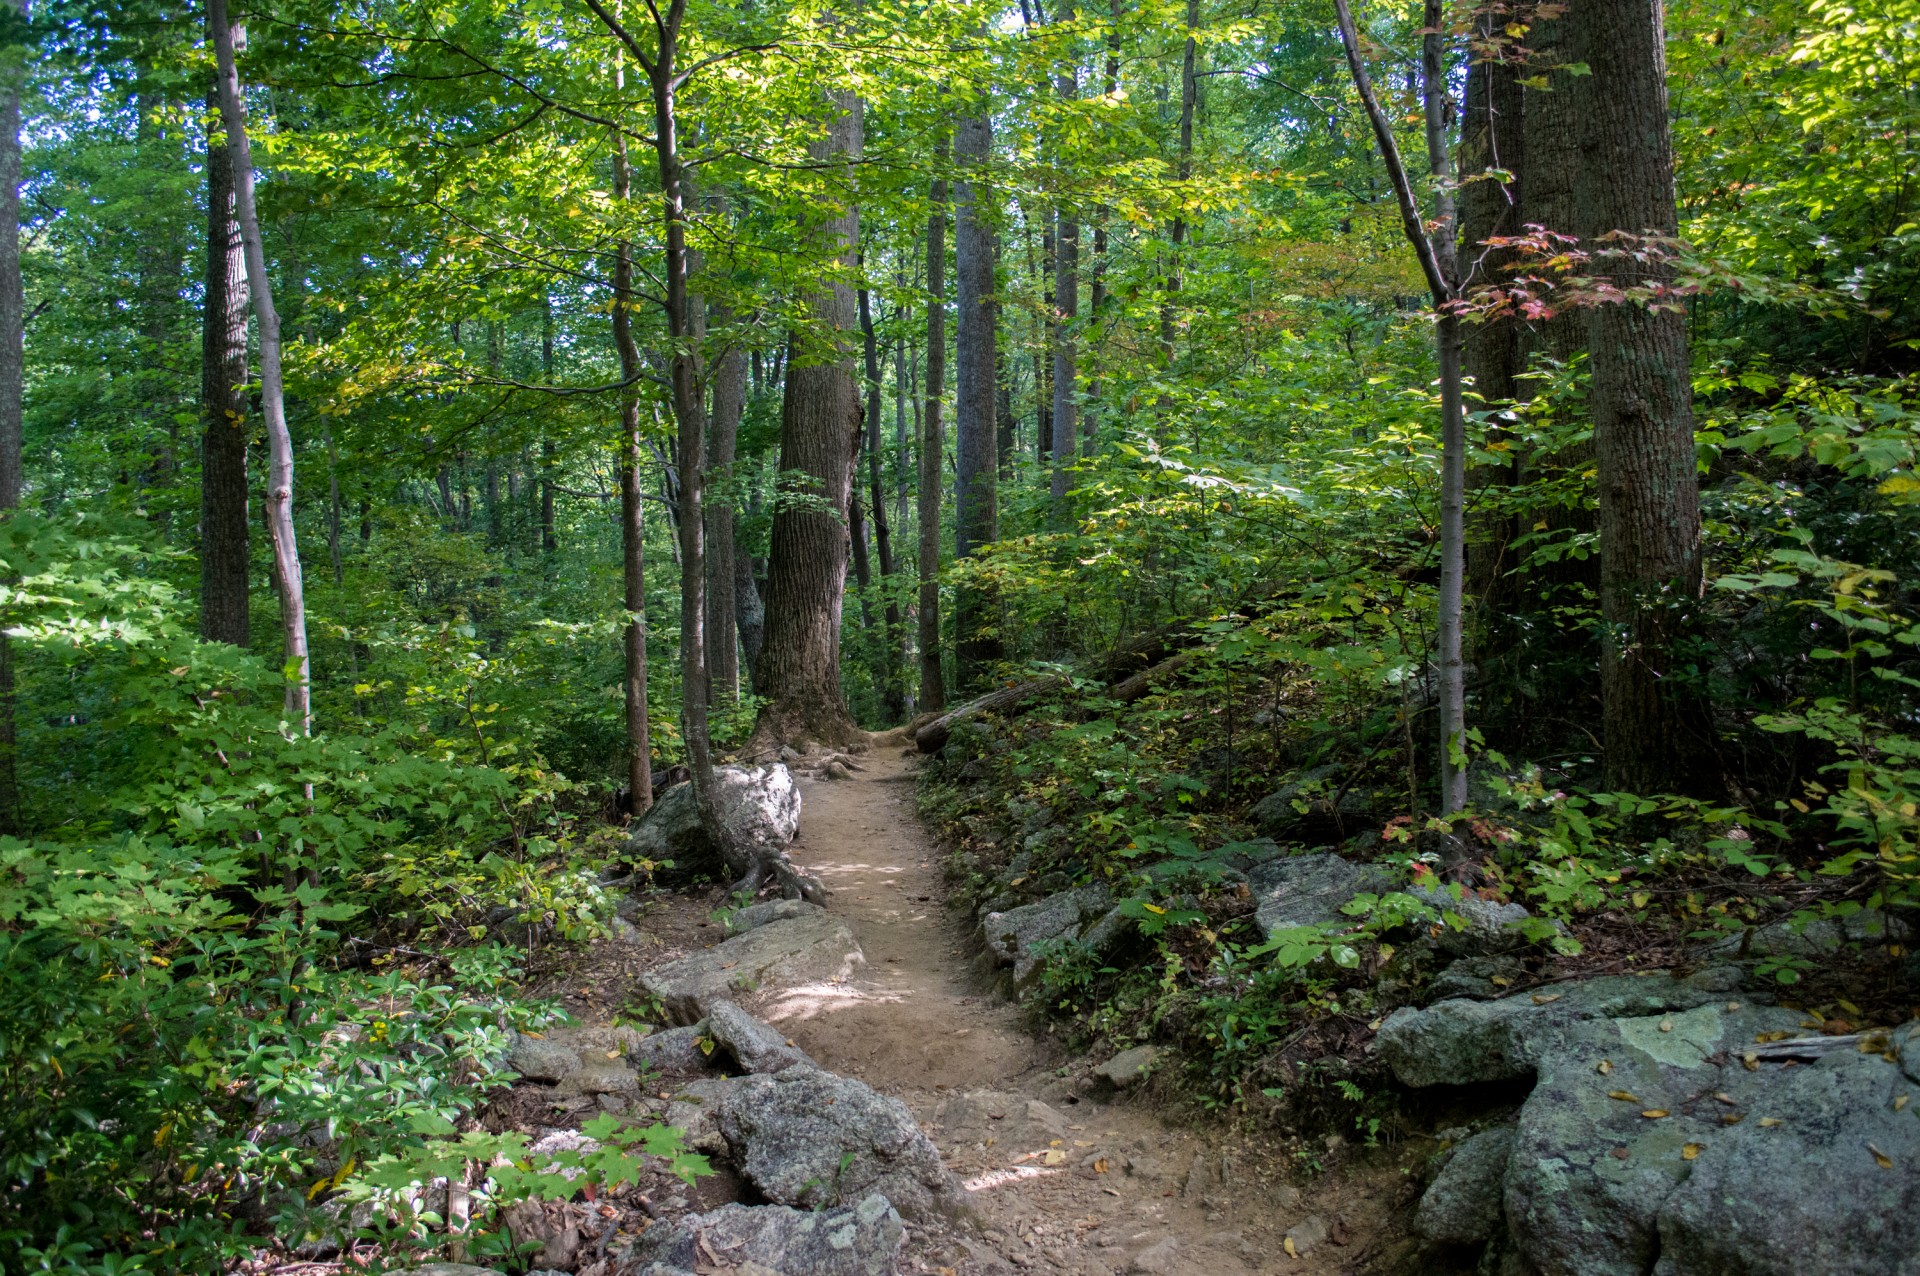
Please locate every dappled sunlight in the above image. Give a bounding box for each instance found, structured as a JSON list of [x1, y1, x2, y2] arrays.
[[963, 1165, 1062, 1193], [760, 980, 912, 1022]]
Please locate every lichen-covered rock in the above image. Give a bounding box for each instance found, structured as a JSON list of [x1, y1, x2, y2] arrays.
[[625, 764, 801, 868], [1651, 1045, 1920, 1276], [1708, 908, 1912, 960], [979, 883, 1113, 985], [624, 1194, 904, 1276], [641, 913, 864, 1023], [1375, 967, 1749, 1088], [554, 1060, 640, 1097], [717, 1065, 962, 1220], [705, 999, 814, 1073], [725, 897, 824, 937], [1247, 852, 1395, 941], [1415, 1127, 1514, 1245]]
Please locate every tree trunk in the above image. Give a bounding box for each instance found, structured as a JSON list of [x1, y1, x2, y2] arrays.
[[859, 286, 905, 723], [1050, 211, 1077, 521], [1574, 0, 1717, 794], [612, 125, 653, 814], [1334, 0, 1468, 813], [706, 298, 745, 706], [753, 91, 863, 748], [918, 144, 950, 712], [212, 0, 309, 735], [541, 291, 558, 554], [200, 75, 251, 647], [953, 108, 1000, 692], [1156, 0, 1199, 415], [0, 0, 21, 833]]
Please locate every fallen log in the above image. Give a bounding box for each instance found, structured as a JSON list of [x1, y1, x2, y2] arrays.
[[914, 620, 1208, 753]]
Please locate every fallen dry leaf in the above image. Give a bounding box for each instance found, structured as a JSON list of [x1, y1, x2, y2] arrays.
[[1869, 1143, 1894, 1169], [1043, 1150, 1067, 1166], [1284, 1236, 1298, 1258], [1093, 1158, 1111, 1174], [1597, 1060, 1614, 1075], [1713, 1092, 1737, 1106], [1491, 975, 1512, 987], [1608, 1091, 1641, 1103], [1641, 1109, 1670, 1119], [1743, 1053, 1759, 1071], [1611, 1146, 1631, 1160], [1722, 1114, 1745, 1126], [1758, 1117, 1784, 1128], [1659, 1016, 1674, 1033], [1682, 1143, 1704, 1161], [1532, 993, 1561, 1005], [1896, 1095, 1910, 1112]]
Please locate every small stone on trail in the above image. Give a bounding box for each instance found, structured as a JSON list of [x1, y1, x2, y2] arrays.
[[625, 1193, 904, 1276], [1126, 1238, 1181, 1274], [1283, 1214, 1330, 1256], [1094, 1045, 1164, 1089]]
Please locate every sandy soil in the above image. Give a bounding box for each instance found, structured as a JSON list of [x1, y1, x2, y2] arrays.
[[731, 740, 1417, 1276]]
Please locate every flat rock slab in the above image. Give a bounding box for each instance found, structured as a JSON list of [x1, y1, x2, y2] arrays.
[[625, 1194, 904, 1276], [641, 913, 864, 1024], [1375, 967, 1751, 1087], [725, 897, 824, 937], [717, 1064, 963, 1221]]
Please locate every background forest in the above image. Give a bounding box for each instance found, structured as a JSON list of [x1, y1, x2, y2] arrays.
[[1, 0, 1916, 1269]]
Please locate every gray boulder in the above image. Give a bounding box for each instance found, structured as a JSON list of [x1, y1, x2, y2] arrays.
[[1428, 954, 1526, 1002], [1410, 883, 1544, 954], [725, 897, 824, 937], [1248, 852, 1395, 941], [505, 1033, 583, 1083], [1415, 1127, 1514, 1245], [641, 912, 864, 1023], [390, 1266, 507, 1276], [625, 1194, 903, 1276], [1094, 1045, 1164, 1089], [625, 763, 801, 868], [630, 1024, 712, 1074], [1709, 908, 1912, 960], [1251, 765, 1373, 841], [1376, 967, 1749, 1088], [554, 1060, 641, 1097], [705, 999, 814, 1073], [716, 1065, 963, 1220], [664, 1075, 746, 1154], [980, 883, 1113, 985]]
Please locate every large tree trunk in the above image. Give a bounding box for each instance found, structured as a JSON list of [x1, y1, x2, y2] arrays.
[[200, 68, 257, 648], [859, 286, 905, 723], [0, 0, 22, 833], [706, 298, 745, 706], [952, 108, 1000, 693], [212, 0, 309, 735], [1574, 0, 1717, 794], [200, 77, 251, 646], [1050, 211, 1077, 521], [753, 91, 863, 748], [1155, 0, 1199, 416], [917, 149, 950, 713]]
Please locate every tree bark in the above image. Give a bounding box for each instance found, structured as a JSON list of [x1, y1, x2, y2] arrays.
[[1334, 0, 1468, 813], [0, 0, 22, 833], [706, 298, 745, 706], [753, 90, 863, 748], [1156, 0, 1199, 414], [1574, 0, 1717, 794], [859, 286, 905, 723], [953, 108, 1000, 692], [212, 0, 310, 735], [612, 119, 653, 813], [1050, 211, 1077, 521], [200, 73, 250, 647], [918, 142, 950, 713]]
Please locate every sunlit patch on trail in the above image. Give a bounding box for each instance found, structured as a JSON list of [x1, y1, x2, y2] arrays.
[[761, 981, 910, 1021], [963, 1165, 1060, 1192]]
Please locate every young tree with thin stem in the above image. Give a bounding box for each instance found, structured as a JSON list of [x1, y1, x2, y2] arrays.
[[211, 0, 310, 736], [1333, 0, 1468, 814]]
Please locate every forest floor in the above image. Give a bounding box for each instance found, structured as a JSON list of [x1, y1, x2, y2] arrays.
[[533, 738, 1432, 1276]]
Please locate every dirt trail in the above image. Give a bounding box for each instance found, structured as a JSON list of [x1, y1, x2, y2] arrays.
[[737, 742, 1398, 1276]]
